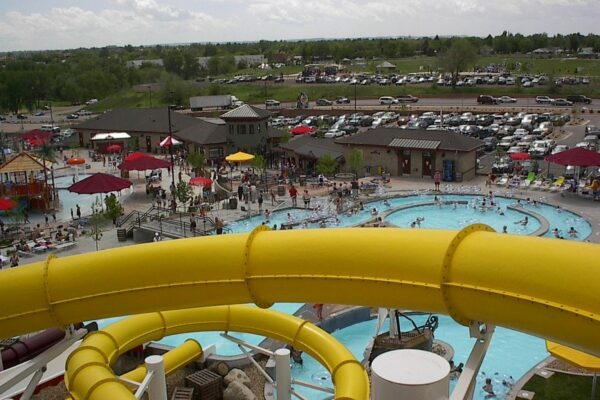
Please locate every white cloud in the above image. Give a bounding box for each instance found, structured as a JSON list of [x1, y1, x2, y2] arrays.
[[0, 0, 598, 51]]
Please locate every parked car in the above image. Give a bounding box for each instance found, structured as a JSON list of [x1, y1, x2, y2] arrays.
[[66, 114, 79, 120], [78, 110, 92, 116], [324, 128, 346, 138], [551, 144, 569, 154], [496, 96, 517, 103], [34, 111, 45, 116], [396, 95, 419, 103], [566, 95, 592, 104], [477, 95, 497, 104], [379, 96, 398, 105], [552, 98, 573, 107], [483, 136, 498, 151], [316, 98, 333, 106], [265, 99, 281, 108], [336, 96, 350, 104], [16, 114, 27, 120], [535, 96, 554, 104]]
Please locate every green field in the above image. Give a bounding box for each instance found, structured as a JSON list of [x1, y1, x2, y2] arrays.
[[522, 373, 599, 400], [85, 55, 600, 112]]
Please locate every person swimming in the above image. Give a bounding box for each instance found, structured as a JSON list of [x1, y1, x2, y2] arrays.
[[514, 216, 528, 226], [383, 199, 391, 207], [568, 226, 578, 237]]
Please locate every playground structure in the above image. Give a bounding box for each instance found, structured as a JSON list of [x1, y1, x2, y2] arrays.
[[0, 225, 599, 399], [0, 152, 57, 211]]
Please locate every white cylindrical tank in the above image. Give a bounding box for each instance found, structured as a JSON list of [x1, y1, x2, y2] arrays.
[[371, 349, 450, 400]]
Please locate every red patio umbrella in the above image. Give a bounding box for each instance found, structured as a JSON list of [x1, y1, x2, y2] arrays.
[[20, 130, 51, 141], [545, 147, 600, 167], [106, 144, 122, 153], [119, 153, 171, 171], [68, 173, 132, 194], [510, 152, 530, 161], [159, 137, 182, 147], [0, 198, 16, 211], [290, 125, 315, 135], [28, 137, 48, 147], [67, 157, 86, 165], [189, 177, 213, 188]]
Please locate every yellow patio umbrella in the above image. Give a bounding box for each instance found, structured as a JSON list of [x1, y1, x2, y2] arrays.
[[225, 151, 255, 163]]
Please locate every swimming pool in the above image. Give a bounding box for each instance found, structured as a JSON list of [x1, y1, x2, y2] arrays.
[[224, 194, 592, 241], [94, 303, 303, 356], [291, 314, 547, 400]]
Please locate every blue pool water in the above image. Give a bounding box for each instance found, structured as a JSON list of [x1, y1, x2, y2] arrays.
[[225, 194, 592, 240], [291, 315, 547, 400], [94, 303, 303, 356]]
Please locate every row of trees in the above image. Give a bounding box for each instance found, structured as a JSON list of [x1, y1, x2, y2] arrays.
[[1, 32, 598, 112]]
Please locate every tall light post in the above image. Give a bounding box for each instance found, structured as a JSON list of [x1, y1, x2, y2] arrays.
[[354, 81, 357, 115], [148, 85, 153, 107], [167, 101, 176, 211]]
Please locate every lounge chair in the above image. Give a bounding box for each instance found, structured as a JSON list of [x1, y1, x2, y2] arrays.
[[494, 174, 509, 186], [49, 241, 77, 253], [521, 172, 536, 188], [549, 176, 565, 192], [530, 176, 545, 190]]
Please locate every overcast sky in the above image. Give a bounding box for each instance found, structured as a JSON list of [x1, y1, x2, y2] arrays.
[[0, 0, 598, 52]]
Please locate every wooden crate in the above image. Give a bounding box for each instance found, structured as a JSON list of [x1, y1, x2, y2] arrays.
[[185, 370, 223, 400], [171, 387, 194, 400]]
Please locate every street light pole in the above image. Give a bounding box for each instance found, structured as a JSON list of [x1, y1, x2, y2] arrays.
[[354, 83, 357, 115], [167, 105, 176, 211], [148, 85, 153, 107]]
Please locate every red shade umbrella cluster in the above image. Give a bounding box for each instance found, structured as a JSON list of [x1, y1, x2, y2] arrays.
[[510, 152, 530, 161], [106, 144, 122, 153], [20, 130, 51, 141], [0, 198, 16, 211], [290, 125, 315, 135], [68, 173, 132, 194], [119, 152, 171, 171], [545, 147, 600, 167], [189, 177, 213, 189]]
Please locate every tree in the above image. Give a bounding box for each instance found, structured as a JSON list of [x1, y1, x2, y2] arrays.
[[187, 151, 206, 176], [175, 181, 194, 205], [104, 194, 123, 226], [347, 149, 364, 177], [317, 154, 338, 177], [251, 154, 267, 181], [438, 39, 478, 87], [86, 199, 105, 251]]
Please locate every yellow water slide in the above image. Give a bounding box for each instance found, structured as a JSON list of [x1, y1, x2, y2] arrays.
[[66, 306, 367, 400], [0, 226, 599, 366]]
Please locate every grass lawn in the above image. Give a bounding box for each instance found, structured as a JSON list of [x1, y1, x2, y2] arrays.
[[522, 373, 599, 400]]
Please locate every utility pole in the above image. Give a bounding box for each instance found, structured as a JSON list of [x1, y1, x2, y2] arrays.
[[354, 82, 357, 115], [148, 85, 153, 107], [167, 104, 176, 211]]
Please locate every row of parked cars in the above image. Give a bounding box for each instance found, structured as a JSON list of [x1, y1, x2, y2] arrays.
[[477, 94, 592, 106]]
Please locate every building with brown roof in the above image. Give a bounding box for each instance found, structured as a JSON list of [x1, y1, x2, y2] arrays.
[[75, 106, 286, 166], [337, 128, 483, 180]]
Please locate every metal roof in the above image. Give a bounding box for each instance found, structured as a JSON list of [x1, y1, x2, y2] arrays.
[[388, 138, 440, 149], [220, 104, 272, 120]]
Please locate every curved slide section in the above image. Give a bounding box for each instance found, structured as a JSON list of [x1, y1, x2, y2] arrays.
[[0, 226, 599, 357], [66, 306, 368, 400]]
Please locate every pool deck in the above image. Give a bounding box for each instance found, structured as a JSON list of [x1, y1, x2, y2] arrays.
[[3, 152, 598, 270]]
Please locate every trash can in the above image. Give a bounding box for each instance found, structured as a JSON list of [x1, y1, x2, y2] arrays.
[[455, 172, 463, 182], [277, 185, 286, 196], [229, 197, 238, 210]]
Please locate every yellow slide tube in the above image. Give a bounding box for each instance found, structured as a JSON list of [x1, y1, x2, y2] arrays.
[[0, 226, 599, 357], [66, 305, 368, 400]]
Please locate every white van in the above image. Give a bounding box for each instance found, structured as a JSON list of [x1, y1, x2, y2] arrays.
[[379, 96, 398, 105], [41, 125, 60, 134]]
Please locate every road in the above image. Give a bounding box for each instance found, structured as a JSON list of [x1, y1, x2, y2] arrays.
[[0, 106, 90, 133], [263, 96, 586, 112]]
